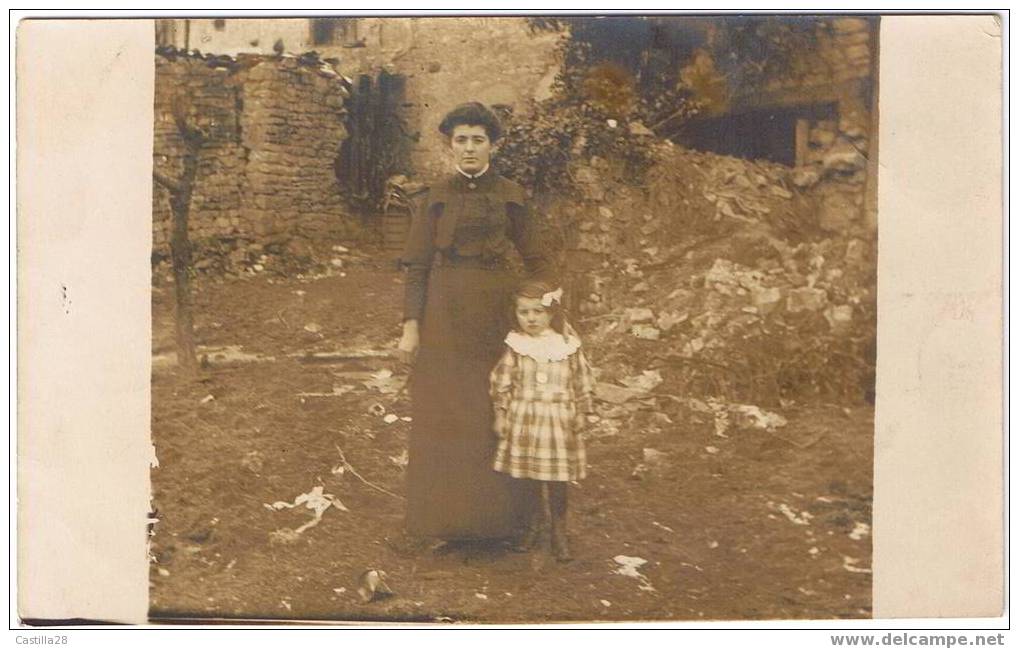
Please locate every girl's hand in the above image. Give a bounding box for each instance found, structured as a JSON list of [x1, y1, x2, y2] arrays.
[[398, 320, 420, 365]]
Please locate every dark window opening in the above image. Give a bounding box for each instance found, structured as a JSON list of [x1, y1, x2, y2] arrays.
[[673, 103, 836, 167], [213, 19, 226, 31], [311, 18, 357, 46]]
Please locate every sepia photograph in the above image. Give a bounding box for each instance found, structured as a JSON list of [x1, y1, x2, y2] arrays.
[[144, 14, 882, 623]]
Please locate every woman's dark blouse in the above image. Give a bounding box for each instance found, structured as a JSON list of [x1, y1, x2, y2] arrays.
[[400, 171, 554, 320]]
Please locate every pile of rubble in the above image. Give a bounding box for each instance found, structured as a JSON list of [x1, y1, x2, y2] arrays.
[[557, 141, 876, 410]]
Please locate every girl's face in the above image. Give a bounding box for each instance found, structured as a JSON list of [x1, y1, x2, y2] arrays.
[[449, 124, 494, 174], [515, 296, 553, 336]]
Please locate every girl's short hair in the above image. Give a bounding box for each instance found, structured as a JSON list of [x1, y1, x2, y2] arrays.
[[511, 280, 566, 335], [438, 102, 503, 142]]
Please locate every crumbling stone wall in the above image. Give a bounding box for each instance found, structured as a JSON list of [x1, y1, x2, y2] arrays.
[[159, 17, 563, 183], [725, 17, 878, 234], [153, 51, 351, 256], [346, 17, 564, 181]]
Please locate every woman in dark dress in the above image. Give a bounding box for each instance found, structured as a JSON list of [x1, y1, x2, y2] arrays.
[[397, 102, 556, 541]]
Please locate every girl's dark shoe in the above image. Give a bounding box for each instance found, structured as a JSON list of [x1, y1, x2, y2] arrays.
[[550, 524, 573, 562]]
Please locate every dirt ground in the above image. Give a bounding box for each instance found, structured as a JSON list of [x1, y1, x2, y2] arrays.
[[149, 258, 873, 624]]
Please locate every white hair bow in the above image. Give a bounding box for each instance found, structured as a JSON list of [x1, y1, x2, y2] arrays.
[[541, 287, 563, 307]]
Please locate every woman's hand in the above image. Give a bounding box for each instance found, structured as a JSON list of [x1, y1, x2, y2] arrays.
[[398, 319, 420, 365]]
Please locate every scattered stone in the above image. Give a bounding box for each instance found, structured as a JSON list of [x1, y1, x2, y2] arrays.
[[824, 304, 854, 332], [786, 287, 829, 313], [792, 167, 821, 188], [656, 311, 688, 332], [628, 121, 655, 136], [624, 307, 655, 323], [631, 324, 661, 340], [822, 140, 867, 174]]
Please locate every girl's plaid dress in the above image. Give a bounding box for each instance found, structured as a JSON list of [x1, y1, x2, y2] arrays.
[[490, 328, 595, 482]]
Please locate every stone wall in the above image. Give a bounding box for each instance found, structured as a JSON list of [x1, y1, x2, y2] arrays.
[[679, 17, 878, 234], [157, 17, 563, 182], [152, 50, 351, 255], [341, 17, 563, 181]]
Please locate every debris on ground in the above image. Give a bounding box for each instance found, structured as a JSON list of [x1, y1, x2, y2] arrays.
[[363, 369, 405, 395], [240, 450, 265, 473], [389, 450, 409, 469], [264, 485, 349, 541], [357, 569, 394, 603], [612, 555, 656, 592], [772, 502, 813, 526], [848, 522, 870, 541], [841, 556, 872, 574]]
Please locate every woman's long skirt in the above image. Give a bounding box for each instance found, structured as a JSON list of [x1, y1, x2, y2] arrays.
[[405, 265, 526, 539]]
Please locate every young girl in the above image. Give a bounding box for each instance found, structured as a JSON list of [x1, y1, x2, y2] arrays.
[[489, 281, 595, 562]]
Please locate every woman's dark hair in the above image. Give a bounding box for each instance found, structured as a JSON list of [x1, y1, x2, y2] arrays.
[[511, 280, 566, 336], [438, 102, 503, 142]]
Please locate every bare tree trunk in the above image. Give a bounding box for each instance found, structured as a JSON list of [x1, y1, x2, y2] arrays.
[[168, 149, 200, 374], [154, 92, 207, 376]]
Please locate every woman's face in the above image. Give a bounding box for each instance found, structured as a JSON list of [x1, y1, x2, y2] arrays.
[[515, 296, 553, 336], [449, 124, 494, 175]]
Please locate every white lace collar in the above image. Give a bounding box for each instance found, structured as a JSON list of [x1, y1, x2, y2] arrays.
[[505, 329, 582, 362]]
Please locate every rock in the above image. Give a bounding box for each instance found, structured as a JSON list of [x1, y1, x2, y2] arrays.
[[730, 404, 788, 431], [819, 191, 859, 232], [656, 311, 688, 332], [620, 370, 663, 392], [632, 282, 650, 293], [631, 324, 661, 340], [792, 167, 821, 188], [769, 185, 793, 199], [822, 140, 867, 174], [824, 304, 854, 332], [705, 259, 765, 294], [642, 448, 666, 464], [845, 238, 868, 264], [577, 232, 609, 253], [598, 206, 614, 219], [624, 307, 655, 323], [751, 287, 784, 315], [843, 125, 867, 140], [809, 127, 836, 148], [786, 287, 829, 313], [628, 121, 655, 136], [574, 166, 605, 201], [594, 382, 646, 404]]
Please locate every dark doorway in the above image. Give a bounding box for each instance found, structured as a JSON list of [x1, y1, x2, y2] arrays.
[[673, 103, 836, 166], [336, 71, 413, 213]]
